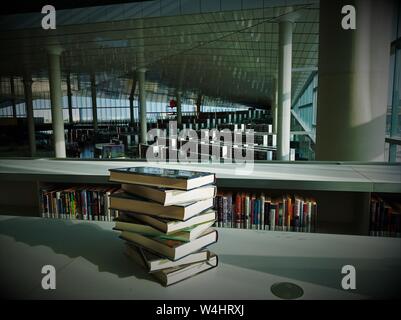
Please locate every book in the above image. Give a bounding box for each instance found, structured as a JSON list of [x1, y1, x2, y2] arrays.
[[125, 245, 218, 286], [109, 167, 215, 190], [114, 217, 215, 242], [120, 227, 218, 261], [121, 183, 216, 206], [120, 209, 216, 234], [125, 244, 211, 272], [110, 192, 214, 221]]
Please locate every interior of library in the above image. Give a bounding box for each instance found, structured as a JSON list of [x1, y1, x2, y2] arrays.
[[0, 0, 401, 301], [0, 0, 399, 162]]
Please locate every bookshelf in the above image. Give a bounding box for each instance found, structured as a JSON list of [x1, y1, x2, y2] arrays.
[[0, 158, 400, 236]]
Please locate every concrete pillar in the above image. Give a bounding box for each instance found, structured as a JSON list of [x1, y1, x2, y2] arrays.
[[277, 21, 293, 161], [176, 90, 182, 127], [137, 68, 147, 144], [23, 76, 36, 156], [272, 78, 278, 134], [10, 77, 17, 118], [48, 48, 66, 158], [136, 18, 147, 144], [129, 96, 135, 127], [90, 73, 98, 131], [129, 77, 137, 127], [66, 73, 73, 125], [315, 0, 393, 161]]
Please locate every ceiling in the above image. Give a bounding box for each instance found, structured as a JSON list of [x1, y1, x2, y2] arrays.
[[0, 0, 320, 108]]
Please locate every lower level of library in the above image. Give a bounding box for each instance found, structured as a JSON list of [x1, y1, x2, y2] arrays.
[[1, 215, 400, 299]]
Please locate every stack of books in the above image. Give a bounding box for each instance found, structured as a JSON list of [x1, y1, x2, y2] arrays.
[[108, 166, 218, 286]]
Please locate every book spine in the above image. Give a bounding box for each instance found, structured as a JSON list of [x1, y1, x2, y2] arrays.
[[282, 198, 287, 232], [269, 205, 276, 231], [250, 195, 255, 229], [106, 191, 111, 222], [216, 194, 223, 227], [222, 196, 228, 228], [227, 194, 233, 228], [82, 189, 88, 220], [260, 195, 265, 230], [234, 194, 242, 228], [294, 198, 298, 232], [245, 195, 250, 229], [287, 197, 292, 232], [264, 200, 270, 230], [307, 202, 312, 233], [278, 202, 283, 232]]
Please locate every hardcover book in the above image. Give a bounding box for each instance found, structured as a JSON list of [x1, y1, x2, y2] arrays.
[[125, 243, 211, 272], [119, 209, 216, 234], [125, 245, 218, 287], [120, 227, 218, 261], [114, 217, 215, 242], [121, 183, 216, 206], [110, 192, 214, 221], [109, 167, 215, 190]]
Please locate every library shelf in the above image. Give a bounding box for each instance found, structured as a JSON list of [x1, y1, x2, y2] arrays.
[[0, 158, 400, 236]]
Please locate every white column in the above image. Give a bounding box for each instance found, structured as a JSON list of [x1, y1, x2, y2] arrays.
[[315, 0, 393, 161], [48, 47, 66, 158], [67, 73, 73, 124], [90, 73, 98, 131], [137, 68, 147, 144], [272, 77, 278, 134], [23, 76, 36, 156], [129, 77, 136, 127], [136, 18, 147, 144], [277, 21, 293, 161]]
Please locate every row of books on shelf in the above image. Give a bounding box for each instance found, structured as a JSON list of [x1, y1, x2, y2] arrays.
[[39, 185, 317, 233], [40, 185, 120, 221], [369, 195, 401, 238], [215, 192, 318, 233]]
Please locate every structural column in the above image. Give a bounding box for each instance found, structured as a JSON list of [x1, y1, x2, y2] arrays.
[[90, 73, 98, 132], [129, 96, 135, 127], [315, 0, 393, 161], [196, 93, 202, 116], [23, 76, 36, 156], [272, 78, 278, 134], [48, 47, 66, 158], [10, 77, 17, 118], [137, 68, 147, 144], [176, 90, 182, 127], [277, 20, 293, 160], [136, 18, 147, 144], [129, 77, 137, 127], [176, 59, 186, 127], [66, 73, 73, 125]]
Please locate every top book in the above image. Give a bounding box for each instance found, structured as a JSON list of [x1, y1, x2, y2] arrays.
[[109, 167, 216, 190]]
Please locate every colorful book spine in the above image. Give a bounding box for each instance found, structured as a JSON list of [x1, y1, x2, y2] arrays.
[[40, 185, 119, 222], [214, 191, 318, 233]]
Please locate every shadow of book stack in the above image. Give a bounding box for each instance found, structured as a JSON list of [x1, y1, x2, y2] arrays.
[[108, 166, 219, 286]]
